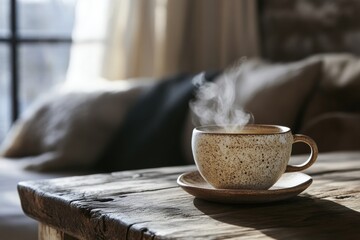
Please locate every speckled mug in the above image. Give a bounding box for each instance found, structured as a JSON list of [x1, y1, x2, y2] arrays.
[[192, 124, 318, 190]]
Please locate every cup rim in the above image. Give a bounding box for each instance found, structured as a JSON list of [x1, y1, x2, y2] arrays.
[[194, 124, 291, 135]]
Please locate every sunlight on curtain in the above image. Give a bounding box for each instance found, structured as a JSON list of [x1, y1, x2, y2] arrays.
[[66, 0, 259, 83], [65, 0, 111, 84]]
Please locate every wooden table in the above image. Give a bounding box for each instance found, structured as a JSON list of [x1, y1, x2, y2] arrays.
[[18, 152, 360, 239]]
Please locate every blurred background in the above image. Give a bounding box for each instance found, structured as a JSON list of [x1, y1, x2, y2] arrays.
[[1, 0, 360, 143]]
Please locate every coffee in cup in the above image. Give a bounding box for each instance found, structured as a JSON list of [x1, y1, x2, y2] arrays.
[[192, 124, 318, 190]]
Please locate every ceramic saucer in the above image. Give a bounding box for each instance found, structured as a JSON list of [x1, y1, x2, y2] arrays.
[[177, 171, 312, 204]]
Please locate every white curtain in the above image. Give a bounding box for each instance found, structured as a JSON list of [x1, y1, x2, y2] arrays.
[[66, 0, 260, 83]]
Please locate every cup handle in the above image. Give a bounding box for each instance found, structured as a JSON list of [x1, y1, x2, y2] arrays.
[[286, 134, 318, 172]]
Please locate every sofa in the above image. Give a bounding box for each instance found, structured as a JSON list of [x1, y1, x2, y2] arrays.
[[1, 53, 360, 239]]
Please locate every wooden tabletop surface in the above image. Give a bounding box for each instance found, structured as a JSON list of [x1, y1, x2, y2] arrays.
[[18, 152, 360, 240]]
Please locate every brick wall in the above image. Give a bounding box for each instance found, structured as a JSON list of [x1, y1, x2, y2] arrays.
[[260, 0, 360, 61]]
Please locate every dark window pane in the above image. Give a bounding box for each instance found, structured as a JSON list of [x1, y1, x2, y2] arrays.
[[0, 0, 10, 37], [18, 0, 77, 38], [0, 44, 10, 143], [19, 43, 71, 112]]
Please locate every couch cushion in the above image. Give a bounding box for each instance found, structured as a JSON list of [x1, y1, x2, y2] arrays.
[[296, 112, 360, 154], [0, 80, 153, 171], [194, 56, 322, 129], [301, 54, 360, 125], [242, 57, 321, 129]]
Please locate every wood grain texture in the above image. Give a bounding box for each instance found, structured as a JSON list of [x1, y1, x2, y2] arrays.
[[39, 223, 78, 240], [39, 223, 64, 240], [18, 152, 360, 239]]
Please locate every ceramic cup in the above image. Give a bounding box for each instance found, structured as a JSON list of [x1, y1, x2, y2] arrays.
[[192, 124, 318, 190]]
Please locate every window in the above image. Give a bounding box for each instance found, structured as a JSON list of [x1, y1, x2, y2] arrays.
[[0, 0, 77, 142], [0, 44, 10, 142]]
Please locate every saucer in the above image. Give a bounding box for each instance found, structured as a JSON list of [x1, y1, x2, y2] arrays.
[[177, 171, 312, 204]]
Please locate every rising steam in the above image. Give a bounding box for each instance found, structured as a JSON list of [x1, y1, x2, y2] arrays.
[[190, 58, 254, 130]]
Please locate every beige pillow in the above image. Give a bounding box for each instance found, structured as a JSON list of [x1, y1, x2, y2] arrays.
[[0, 80, 153, 171], [301, 53, 360, 124], [216, 57, 322, 128]]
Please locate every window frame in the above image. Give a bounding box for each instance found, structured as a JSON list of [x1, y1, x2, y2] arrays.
[[0, 0, 73, 123]]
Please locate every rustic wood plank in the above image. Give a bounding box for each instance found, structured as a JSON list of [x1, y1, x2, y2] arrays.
[[18, 152, 360, 239], [19, 166, 193, 240]]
